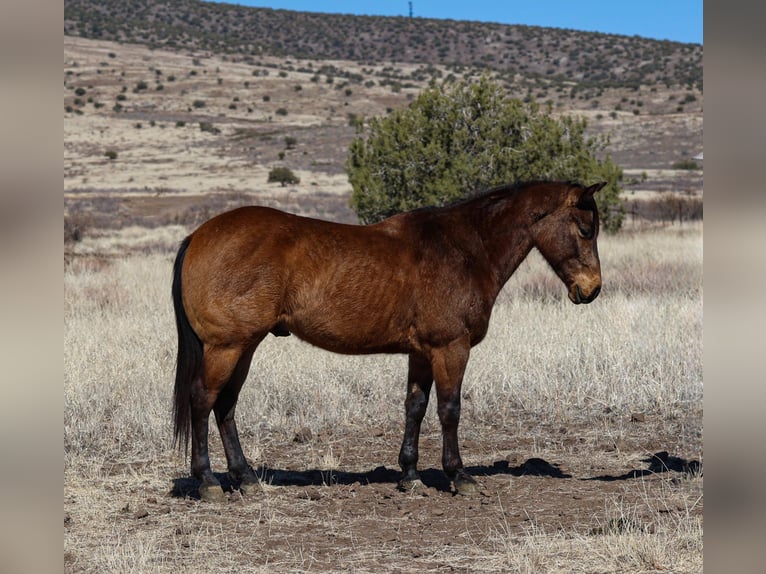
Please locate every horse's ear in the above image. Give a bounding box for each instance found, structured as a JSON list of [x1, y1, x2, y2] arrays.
[[583, 182, 607, 198], [567, 182, 606, 206]]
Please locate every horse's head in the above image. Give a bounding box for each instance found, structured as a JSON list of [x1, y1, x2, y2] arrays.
[[532, 182, 605, 305]]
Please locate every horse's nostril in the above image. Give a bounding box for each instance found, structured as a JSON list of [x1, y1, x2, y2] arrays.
[[573, 284, 584, 304], [575, 284, 601, 304]]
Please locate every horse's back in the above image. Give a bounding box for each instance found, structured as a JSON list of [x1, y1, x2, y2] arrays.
[[181, 206, 419, 351], [189, 205, 296, 249]]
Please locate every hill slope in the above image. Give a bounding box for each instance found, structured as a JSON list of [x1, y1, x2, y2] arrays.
[[64, 4, 703, 240], [64, 0, 702, 90]]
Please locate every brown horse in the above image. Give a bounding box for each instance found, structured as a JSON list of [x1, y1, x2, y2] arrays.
[[172, 180, 604, 501]]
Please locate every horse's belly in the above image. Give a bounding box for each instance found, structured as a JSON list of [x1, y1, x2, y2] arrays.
[[285, 303, 413, 355]]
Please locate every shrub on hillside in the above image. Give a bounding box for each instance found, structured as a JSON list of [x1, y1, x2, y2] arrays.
[[672, 159, 700, 170], [267, 167, 300, 186]]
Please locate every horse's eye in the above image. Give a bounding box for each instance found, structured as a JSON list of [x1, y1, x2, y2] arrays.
[[579, 226, 594, 239]]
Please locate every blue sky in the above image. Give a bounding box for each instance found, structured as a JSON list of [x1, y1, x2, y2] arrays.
[[213, 1, 703, 44]]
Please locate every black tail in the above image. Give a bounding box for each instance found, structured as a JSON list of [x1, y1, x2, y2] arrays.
[[172, 236, 203, 456]]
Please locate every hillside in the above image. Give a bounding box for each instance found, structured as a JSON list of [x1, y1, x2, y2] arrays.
[[64, 0, 702, 90], [64, 2, 703, 253]]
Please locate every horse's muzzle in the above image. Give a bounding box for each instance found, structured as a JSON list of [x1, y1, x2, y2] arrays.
[[569, 283, 601, 305]]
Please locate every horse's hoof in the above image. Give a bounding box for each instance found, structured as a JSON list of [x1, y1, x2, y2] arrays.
[[453, 473, 480, 495], [198, 484, 226, 502], [238, 479, 262, 496], [398, 478, 427, 492]]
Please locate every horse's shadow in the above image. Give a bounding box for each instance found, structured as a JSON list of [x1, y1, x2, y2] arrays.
[[171, 452, 701, 499], [584, 451, 702, 482], [170, 457, 571, 499]]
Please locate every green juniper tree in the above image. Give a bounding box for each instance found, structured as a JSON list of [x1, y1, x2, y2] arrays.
[[267, 166, 300, 186], [346, 77, 624, 231]]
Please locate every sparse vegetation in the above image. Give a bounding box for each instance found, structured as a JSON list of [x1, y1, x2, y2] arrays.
[[267, 166, 300, 186], [63, 0, 702, 91], [64, 216, 87, 243], [626, 191, 703, 224], [199, 121, 220, 134], [672, 159, 701, 170]]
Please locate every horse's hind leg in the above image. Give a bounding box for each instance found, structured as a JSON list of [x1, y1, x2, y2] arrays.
[[398, 353, 433, 491], [190, 345, 245, 502], [213, 344, 262, 495]]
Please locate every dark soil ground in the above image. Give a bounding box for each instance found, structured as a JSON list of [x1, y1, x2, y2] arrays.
[[65, 415, 702, 572]]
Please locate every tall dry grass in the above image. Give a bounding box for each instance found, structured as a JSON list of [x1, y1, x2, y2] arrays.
[[65, 222, 702, 466], [64, 222, 702, 572]]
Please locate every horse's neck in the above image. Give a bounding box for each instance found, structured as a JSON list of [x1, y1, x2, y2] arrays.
[[471, 192, 539, 292]]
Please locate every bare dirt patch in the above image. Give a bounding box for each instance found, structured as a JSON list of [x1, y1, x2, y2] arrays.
[[65, 415, 702, 573]]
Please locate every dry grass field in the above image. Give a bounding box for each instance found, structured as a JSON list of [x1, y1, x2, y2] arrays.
[[64, 32, 703, 574], [64, 221, 702, 573]]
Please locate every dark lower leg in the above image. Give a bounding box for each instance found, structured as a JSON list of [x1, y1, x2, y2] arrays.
[[437, 394, 478, 492], [190, 345, 247, 500], [398, 355, 433, 485], [214, 391, 257, 484], [214, 347, 259, 487], [431, 338, 477, 493], [437, 395, 463, 479], [398, 383, 432, 482], [190, 389, 218, 488]]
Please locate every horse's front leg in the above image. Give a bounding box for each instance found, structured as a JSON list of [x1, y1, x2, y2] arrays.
[[431, 336, 479, 495], [398, 354, 433, 491]]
